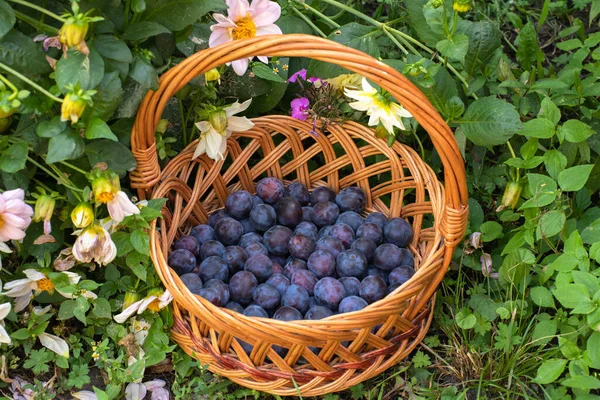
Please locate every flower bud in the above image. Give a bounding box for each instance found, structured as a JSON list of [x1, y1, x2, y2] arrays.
[[453, 0, 472, 12], [123, 291, 141, 310], [61, 93, 87, 124], [92, 173, 120, 204], [375, 125, 389, 140], [33, 195, 56, 223], [209, 110, 228, 133], [497, 181, 523, 211], [71, 202, 94, 228], [205, 68, 221, 83], [0, 117, 11, 133], [59, 19, 89, 48]]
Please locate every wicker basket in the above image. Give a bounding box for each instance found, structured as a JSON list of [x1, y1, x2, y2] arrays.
[[129, 34, 468, 396]]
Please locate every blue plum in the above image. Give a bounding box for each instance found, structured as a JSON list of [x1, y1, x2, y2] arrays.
[[225, 190, 253, 219], [384, 218, 413, 247], [168, 249, 196, 275]]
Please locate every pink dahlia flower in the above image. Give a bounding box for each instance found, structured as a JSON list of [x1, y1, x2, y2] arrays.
[[0, 189, 33, 246], [209, 0, 282, 76]]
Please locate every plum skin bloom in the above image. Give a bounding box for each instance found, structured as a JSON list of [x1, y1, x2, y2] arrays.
[[209, 0, 282, 76], [345, 78, 413, 136]]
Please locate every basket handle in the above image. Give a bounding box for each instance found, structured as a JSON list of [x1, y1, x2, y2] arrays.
[[130, 34, 468, 245]]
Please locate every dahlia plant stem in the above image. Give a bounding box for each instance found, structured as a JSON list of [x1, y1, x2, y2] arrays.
[[59, 161, 89, 176], [0, 73, 19, 100], [13, 10, 60, 34], [292, 0, 340, 28], [7, 0, 66, 22], [291, 7, 327, 38], [27, 157, 84, 197], [506, 140, 521, 181], [0, 62, 63, 103]]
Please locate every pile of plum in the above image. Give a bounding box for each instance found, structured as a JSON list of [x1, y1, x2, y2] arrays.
[[168, 177, 415, 322]]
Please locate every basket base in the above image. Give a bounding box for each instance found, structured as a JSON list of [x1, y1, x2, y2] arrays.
[[170, 296, 435, 397]]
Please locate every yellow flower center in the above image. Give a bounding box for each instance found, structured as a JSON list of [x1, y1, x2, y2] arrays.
[[147, 299, 161, 313], [36, 278, 55, 292], [0, 214, 4, 229], [97, 191, 115, 203], [231, 15, 257, 40]]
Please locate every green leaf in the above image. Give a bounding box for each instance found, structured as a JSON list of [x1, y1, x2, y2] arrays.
[[74, 296, 89, 324], [130, 230, 150, 254], [455, 311, 476, 329], [251, 63, 285, 82], [122, 21, 170, 41], [556, 38, 583, 51], [544, 149, 567, 180], [521, 173, 557, 208], [58, 300, 77, 320], [531, 319, 556, 346], [592, 0, 600, 25], [0, 0, 15, 39], [55, 49, 105, 92], [92, 298, 112, 319], [36, 118, 67, 138], [85, 140, 136, 175], [499, 248, 534, 285], [0, 30, 50, 75], [86, 118, 118, 141], [0, 141, 27, 173], [308, 23, 380, 79], [530, 286, 555, 308], [561, 375, 600, 389], [561, 120, 595, 143], [464, 21, 501, 75], [480, 221, 503, 241], [87, 72, 123, 121], [590, 242, 600, 263], [558, 165, 594, 191], [276, 15, 312, 34], [533, 359, 567, 384], [93, 35, 133, 63], [536, 210, 565, 240], [458, 97, 522, 146], [436, 33, 469, 63], [515, 22, 539, 71], [129, 55, 158, 90], [518, 118, 555, 139], [538, 97, 561, 125], [587, 332, 600, 369], [406, 0, 442, 46], [552, 284, 590, 309], [46, 131, 85, 164], [141, 0, 225, 31], [11, 328, 31, 340]]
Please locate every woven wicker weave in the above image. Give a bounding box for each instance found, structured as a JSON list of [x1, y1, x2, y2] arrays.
[[130, 34, 468, 396]]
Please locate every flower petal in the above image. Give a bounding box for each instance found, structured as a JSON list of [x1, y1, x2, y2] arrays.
[[226, 0, 249, 21], [24, 269, 46, 282], [125, 382, 147, 400], [2, 189, 24, 202], [137, 295, 158, 314], [231, 58, 249, 76], [0, 323, 11, 344], [151, 388, 170, 400], [144, 379, 166, 391], [72, 390, 99, 400], [113, 299, 144, 323], [39, 332, 69, 358], [209, 26, 233, 47], [227, 116, 254, 132], [252, 3, 281, 26], [192, 138, 207, 160], [0, 302, 11, 319], [0, 241, 11, 254], [14, 294, 31, 312], [225, 99, 252, 117], [255, 24, 282, 36]]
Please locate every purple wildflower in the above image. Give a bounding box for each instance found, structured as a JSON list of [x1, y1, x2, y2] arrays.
[[288, 69, 307, 83], [291, 97, 310, 121]]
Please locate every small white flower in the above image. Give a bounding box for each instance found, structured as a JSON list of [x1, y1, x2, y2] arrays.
[[2, 269, 80, 312], [114, 291, 173, 324], [0, 302, 12, 344], [480, 253, 498, 279], [125, 379, 168, 400], [72, 223, 117, 266], [193, 100, 254, 161], [92, 174, 140, 224], [345, 78, 412, 135], [131, 318, 151, 346]]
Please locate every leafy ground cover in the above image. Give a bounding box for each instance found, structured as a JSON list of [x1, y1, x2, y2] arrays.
[[0, 0, 599, 399]]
